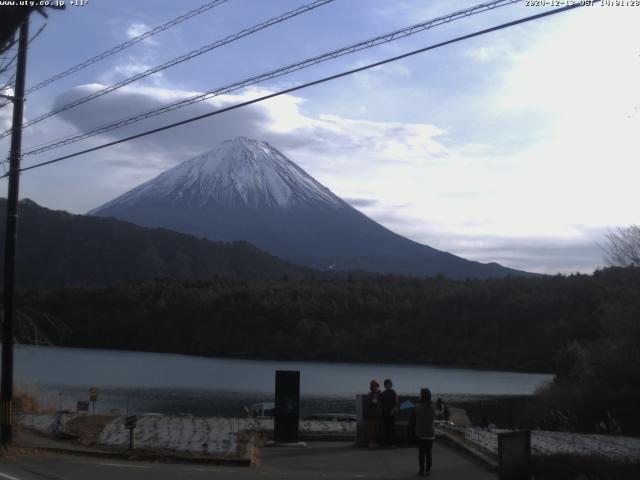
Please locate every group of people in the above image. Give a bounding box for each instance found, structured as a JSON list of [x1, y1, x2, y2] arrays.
[[366, 379, 400, 448], [366, 378, 444, 477]]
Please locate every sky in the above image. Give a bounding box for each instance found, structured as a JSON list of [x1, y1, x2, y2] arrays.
[[1, 0, 639, 274]]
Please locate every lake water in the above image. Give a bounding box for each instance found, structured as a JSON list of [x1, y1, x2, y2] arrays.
[[13, 345, 552, 417]]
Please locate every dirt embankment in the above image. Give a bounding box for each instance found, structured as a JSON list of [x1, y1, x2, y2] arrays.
[[64, 415, 114, 445]]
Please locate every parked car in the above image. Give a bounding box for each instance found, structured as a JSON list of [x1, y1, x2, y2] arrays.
[[245, 402, 275, 418], [303, 413, 357, 422]]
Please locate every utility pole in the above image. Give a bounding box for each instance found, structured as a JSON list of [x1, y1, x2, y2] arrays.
[[1, 16, 29, 448]]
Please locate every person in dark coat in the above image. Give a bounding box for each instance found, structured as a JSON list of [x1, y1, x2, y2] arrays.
[[443, 403, 451, 423], [410, 388, 435, 476], [380, 378, 399, 447], [366, 379, 382, 447]]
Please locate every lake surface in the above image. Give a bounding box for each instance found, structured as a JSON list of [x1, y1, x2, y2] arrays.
[[13, 345, 552, 416]]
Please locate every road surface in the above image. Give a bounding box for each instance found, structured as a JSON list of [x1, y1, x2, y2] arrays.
[[1, 441, 497, 479]]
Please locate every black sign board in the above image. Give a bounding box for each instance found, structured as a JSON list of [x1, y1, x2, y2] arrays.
[[125, 415, 138, 429], [274, 370, 300, 443], [77, 401, 89, 412]]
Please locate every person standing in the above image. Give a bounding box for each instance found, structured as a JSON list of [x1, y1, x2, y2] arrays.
[[381, 378, 399, 447], [366, 379, 382, 448], [411, 388, 435, 476]]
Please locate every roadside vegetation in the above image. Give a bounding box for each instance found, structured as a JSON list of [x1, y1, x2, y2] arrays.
[[532, 454, 640, 480], [524, 282, 640, 435]]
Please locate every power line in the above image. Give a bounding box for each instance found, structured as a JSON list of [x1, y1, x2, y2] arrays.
[[27, 22, 47, 46], [21, 0, 521, 157], [0, 0, 335, 139], [25, 0, 229, 95], [0, 53, 18, 77], [2, 2, 589, 179], [0, 1, 222, 110]]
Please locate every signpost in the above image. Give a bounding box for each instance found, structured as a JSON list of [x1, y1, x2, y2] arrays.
[[125, 415, 138, 450], [89, 387, 97, 414], [77, 401, 89, 413]]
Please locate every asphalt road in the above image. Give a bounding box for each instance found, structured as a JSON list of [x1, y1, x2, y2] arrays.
[[0, 441, 497, 479]]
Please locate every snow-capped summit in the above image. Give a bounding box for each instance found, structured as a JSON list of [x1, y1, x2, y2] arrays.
[[90, 138, 533, 279], [93, 137, 343, 212]]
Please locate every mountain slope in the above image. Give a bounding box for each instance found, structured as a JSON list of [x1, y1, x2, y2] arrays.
[[0, 198, 309, 288], [90, 137, 534, 279]]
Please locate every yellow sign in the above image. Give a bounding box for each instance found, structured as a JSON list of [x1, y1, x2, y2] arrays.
[[89, 387, 97, 402]]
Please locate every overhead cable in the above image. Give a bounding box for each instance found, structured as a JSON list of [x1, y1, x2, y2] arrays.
[[0, 24, 46, 83], [25, 0, 229, 95], [3, 3, 590, 178], [0, 2, 226, 109], [22, 0, 520, 156], [0, 0, 335, 139]]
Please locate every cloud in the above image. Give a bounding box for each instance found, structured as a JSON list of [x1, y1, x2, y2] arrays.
[[18, 82, 449, 216], [0, 88, 13, 131], [464, 42, 515, 63], [126, 22, 155, 43], [427, 232, 607, 274], [344, 197, 379, 208], [96, 61, 167, 87], [352, 61, 412, 90], [348, 198, 609, 273], [112, 63, 152, 77], [48, 83, 448, 172]]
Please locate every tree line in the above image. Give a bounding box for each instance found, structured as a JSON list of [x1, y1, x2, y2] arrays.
[[11, 266, 640, 375]]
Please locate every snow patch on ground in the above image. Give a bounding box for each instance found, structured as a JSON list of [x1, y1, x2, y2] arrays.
[[457, 426, 640, 460], [19, 412, 75, 434], [100, 415, 239, 455], [18, 413, 355, 456], [244, 417, 355, 434], [19, 413, 62, 433]]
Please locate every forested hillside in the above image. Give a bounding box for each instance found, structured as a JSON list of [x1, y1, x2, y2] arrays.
[[0, 199, 310, 286], [15, 267, 640, 373]]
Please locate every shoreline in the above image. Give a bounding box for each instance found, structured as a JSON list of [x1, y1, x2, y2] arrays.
[[12, 343, 554, 376], [19, 382, 534, 420]]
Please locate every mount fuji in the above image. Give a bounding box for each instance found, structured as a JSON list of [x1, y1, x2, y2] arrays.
[[90, 137, 531, 278]]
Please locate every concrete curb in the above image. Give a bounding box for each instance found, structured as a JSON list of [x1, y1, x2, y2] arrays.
[[14, 444, 252, 467], [436, 430, 499, 473]]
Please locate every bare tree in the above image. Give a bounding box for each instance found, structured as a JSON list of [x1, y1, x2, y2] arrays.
[[603, 225, 640, 267], [0, 6, 56, 56], [0, 5, 61, 80]]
